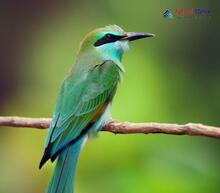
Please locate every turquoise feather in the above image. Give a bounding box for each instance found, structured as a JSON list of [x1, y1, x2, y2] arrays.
[[47, 138, 84, 193], [39, 24, 154, 193]]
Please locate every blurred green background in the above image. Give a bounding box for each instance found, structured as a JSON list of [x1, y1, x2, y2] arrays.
[[0, 0, 220, 193]]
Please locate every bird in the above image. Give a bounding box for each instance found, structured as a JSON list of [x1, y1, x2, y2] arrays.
[[39, 24, 154, 193]]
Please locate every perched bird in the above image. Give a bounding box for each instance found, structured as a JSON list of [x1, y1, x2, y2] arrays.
[[39, 25, 154, 193]]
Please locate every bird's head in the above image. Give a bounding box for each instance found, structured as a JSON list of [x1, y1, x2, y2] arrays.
[[79, 25, 154, 65]]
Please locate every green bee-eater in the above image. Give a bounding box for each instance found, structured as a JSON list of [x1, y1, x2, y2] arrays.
[[39, 25, 154, 193]]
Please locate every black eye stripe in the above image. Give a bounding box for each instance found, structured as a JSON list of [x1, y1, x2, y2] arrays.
[[94, 33, 126, 47]]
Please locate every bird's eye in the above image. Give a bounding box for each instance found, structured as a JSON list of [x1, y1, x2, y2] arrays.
[[106, 34, 112, 39]]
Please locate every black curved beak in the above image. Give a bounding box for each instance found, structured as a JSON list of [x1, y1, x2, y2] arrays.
[[122, 32, 155, 41]]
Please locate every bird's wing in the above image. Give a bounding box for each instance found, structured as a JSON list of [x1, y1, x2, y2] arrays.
[[39, 60, 120, 167]]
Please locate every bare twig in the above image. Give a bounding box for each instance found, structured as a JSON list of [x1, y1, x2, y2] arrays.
[[0, 116, 51, 129], [0, 116, 220, 139]]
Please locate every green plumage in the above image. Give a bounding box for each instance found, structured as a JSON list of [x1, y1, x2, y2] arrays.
[[40, 25, 154, 193], [40, 60, 120, 164]]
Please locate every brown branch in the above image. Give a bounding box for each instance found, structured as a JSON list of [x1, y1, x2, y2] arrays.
[[0, 116, 220, 139]]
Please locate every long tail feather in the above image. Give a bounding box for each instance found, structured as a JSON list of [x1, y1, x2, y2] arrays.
[[47, 138, 84, 193]]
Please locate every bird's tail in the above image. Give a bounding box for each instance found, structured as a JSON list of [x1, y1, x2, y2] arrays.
[[47, 138, 84, 193]]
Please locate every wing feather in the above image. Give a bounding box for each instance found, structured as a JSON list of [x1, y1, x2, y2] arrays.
[[41, 60, 120, 166]]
